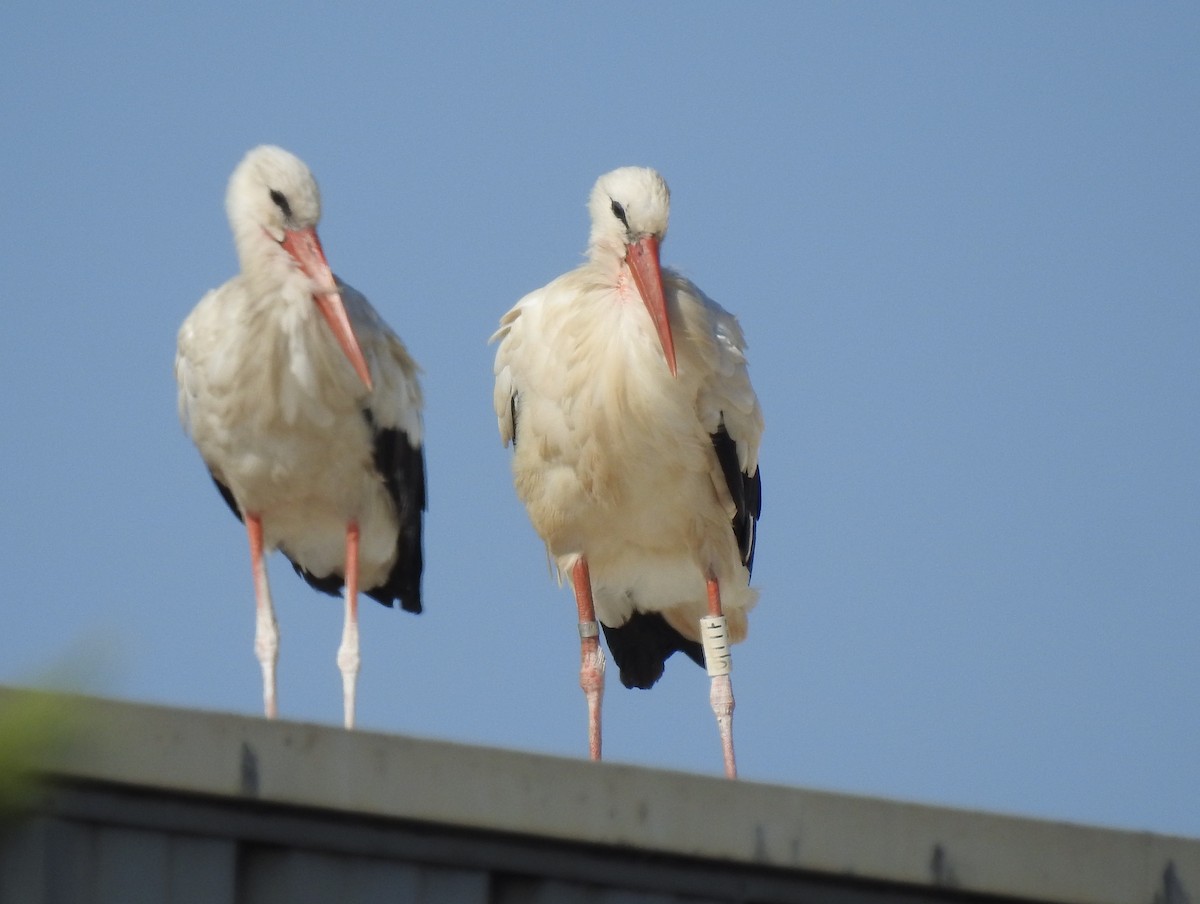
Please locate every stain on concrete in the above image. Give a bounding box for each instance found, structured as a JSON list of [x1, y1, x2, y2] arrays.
[[240, 741, 259, 796]]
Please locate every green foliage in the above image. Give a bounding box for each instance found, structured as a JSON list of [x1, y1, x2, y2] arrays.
[[0, 691, 82, 820]]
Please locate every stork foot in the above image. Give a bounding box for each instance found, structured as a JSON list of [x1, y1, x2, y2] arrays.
[[702, 576, 738, 779], [572, 558, 606, 761], [709, 673, 737, 779], [337, 622, 360, 730], [248, 514, 279, 720], [338, 521, 362, 730], [580, 627, 606, 760], [254, 607, 280, 720]]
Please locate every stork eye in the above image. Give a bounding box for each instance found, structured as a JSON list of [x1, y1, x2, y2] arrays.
[[610, 199, 628, 227], [269, 189, 293, 220]]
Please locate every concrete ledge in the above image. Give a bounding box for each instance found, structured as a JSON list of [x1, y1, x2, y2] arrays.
[[5, 688, 1197, 904]]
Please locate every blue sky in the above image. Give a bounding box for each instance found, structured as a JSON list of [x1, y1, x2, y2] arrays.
[[2, 2, 1197, 837]]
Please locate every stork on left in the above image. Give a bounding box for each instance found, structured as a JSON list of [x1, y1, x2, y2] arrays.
[[176, 146, 426, 729]]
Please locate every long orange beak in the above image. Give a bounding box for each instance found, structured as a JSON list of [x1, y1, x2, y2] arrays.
[[626, 235, 677, 377], [281, 227, 373, 391]]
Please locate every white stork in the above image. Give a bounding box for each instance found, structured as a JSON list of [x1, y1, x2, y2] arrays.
[[176, 145, 425, 729], [492, 166, 763, 778]]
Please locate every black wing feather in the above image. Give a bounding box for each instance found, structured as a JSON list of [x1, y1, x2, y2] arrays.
[[596, 421, 761, 690], [288, 564, 346, 598], [212, 471, 356, 597], [210, 472, 243, 522], [283, 411, 425, 613], [359, 408, 425, 613], [710, 420, 762, 575], [601, 612, 705, 690], [209, 416, 425, 614]]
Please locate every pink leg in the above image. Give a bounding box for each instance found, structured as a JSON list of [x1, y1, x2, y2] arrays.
[[336, 522, 362, 729], [246, 514, 279, 720], [571, 558, 605, 761], [703, 575, 737, 779]]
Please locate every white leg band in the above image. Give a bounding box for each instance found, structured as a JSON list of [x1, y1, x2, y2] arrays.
[[700, 614, 732, 677], [578, 620, 599, 639]]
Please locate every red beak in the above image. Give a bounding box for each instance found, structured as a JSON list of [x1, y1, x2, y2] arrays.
[[280, 227, 373, 391], [625, 235, 677, 377]]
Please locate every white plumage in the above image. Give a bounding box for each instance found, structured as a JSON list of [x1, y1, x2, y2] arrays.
[[177, 146, 425, 728], [493, 166, 763, 776]]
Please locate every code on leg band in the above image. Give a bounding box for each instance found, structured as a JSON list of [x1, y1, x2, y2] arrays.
[[700, 614, 732, 677]]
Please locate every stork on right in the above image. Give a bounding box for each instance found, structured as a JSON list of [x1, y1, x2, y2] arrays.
[[492, 167, 763, 778]]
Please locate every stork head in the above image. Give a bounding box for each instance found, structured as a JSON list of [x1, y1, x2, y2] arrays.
[[225, 145, 373, 391], [588, 167, 676, 377]]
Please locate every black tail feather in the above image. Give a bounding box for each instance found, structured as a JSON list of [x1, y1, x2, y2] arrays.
[[602, 611, 705, 690]]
